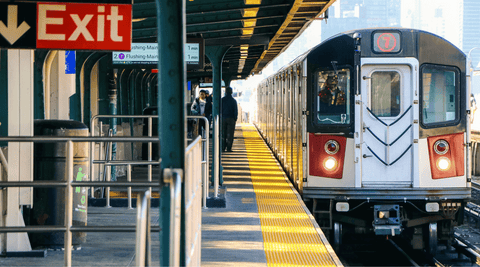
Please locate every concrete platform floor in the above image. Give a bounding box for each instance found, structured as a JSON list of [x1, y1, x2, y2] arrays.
[[201, 124, 267, 267], [0, 207, 160, 267]]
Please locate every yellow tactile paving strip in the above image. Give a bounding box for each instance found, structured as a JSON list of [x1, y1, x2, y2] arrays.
[[242, 124, 341, 267]]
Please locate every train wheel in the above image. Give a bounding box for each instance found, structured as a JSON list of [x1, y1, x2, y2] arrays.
[[332, 222, 342, 251], [427, 222, 438, 256]]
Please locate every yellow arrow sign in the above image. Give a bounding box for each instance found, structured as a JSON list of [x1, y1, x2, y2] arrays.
[[0, 5, 31, 45]]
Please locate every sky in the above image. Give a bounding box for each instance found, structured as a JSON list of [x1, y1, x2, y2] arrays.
[[233, 0, 480, 117]]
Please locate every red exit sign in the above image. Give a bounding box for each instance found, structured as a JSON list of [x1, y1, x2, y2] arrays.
[[37, 2, 132, 50], [0, 2, 132, 51]]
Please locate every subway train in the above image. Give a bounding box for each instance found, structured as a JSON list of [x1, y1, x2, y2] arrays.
[[255, 28, 470, 254]]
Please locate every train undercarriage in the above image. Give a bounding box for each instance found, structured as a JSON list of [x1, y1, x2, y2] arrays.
[[306, 198, 466, 256]]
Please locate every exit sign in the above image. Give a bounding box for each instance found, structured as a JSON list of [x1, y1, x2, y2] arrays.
[[0, 2, 132, 51]]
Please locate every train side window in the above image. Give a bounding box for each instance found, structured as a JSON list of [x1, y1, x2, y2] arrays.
[[370, 71, 401, 117], [316, 69, 350, 124], [421, 65, 458, 125]]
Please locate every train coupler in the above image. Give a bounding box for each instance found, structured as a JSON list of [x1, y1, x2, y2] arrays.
[[373, 204, 402, 236]]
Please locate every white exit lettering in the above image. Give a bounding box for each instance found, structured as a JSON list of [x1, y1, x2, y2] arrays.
[[38, 4, 124, 42]]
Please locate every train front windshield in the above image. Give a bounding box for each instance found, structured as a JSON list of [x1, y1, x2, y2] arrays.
[[316, 69, 351, 124]]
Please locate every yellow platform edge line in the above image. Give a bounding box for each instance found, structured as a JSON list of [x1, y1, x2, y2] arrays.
[[241, 123, 343, 267]]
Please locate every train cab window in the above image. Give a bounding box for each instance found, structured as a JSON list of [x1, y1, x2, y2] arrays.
[[316, 69, 350, 124], [370, 71, 401, 117], [421, 65, 458, 125]]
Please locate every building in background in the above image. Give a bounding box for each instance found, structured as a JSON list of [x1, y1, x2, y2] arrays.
[[321, 0, 401, 40], [463, 0, 480, 68]]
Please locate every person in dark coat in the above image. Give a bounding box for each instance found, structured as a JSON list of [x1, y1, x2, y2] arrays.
[[191, 89, 212, 135], [222, 87, 238, 152]]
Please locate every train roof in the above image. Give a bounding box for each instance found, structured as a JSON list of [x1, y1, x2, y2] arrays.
[[264, 27, 465, 81]]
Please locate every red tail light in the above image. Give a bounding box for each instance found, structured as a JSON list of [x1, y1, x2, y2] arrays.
[[428, 133, 464, 179], [325, 140, 340, 154], [309, 134, 346, 179], [433, 140, 449, 155]]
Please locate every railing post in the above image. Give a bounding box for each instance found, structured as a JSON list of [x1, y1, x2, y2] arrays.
[[90, 116, 96, 198], [214, 115, 219, 198], [106, 132, 113, 208], [135, 190, 151, 267], [148, 117, 152, 194], [164, 168, 182, 267], [203, 118, 209, 208], [64, 140, 74, 267], [128, 164, 132, 209]]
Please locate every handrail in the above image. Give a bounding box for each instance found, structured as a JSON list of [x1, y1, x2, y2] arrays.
[[0, 148, 8, 175], [0, 138, 162, 267], [0, 136, 159, 142], [187, 115, 210, 208], [90, 114, 159, 192], [135, 190, 151, 267], [164, 168, 182, 267]]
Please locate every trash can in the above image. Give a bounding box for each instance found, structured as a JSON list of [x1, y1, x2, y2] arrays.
[[30, 120, 89, 248], [142, 106, 159, 161]]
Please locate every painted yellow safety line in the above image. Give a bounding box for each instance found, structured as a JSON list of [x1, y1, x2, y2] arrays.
[[242, 124, 342, 267]]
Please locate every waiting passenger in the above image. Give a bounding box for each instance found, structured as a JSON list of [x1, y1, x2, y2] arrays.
[[191, 89, 212, 135], [222, 87, 238, 152]]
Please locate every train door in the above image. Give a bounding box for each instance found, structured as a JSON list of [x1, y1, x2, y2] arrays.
[[360, 59, 417, 187]]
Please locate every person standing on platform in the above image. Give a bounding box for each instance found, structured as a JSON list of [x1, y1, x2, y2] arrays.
[[222, 86, 238, 152], [191, 89, 212, 135], [205, 90, 213, 129]]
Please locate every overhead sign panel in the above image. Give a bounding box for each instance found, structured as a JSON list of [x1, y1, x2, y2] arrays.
[[112, 39, 204, 69], [113, 43, 158, 66], [0, 2, 132, 51]]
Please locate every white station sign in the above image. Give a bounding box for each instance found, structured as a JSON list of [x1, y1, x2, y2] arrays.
[[112, 42, 203, 68]]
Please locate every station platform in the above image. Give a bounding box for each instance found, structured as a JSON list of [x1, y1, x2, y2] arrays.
[[0, 123, 341, 267], [201, 124, 342, 267]]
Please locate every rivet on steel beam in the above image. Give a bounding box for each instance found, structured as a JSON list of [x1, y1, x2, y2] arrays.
[[169, 97, 176, 104]]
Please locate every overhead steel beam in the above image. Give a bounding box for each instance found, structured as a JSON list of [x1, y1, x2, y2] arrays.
[[187, 14, 285, 27], [186, 3, 290, 16], [205, 35, 270, 46], [187, 24, 279, 35]]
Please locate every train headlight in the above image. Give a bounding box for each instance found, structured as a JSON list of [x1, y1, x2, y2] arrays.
[[325, 140, 340, 154], [436, 157, 451, 171], [434, 140, 449, 155], [324, 157, 338, 171]]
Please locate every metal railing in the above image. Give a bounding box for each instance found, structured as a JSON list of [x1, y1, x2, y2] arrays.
[[0, 136, 160, 267], [187, 116, 209, 208], [164, 168, 182, 267], [184, 136, 202, 266], [135, 190, 152, 267], [90, 115, 159, 206]]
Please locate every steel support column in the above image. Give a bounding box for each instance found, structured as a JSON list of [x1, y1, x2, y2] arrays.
[[108, 70, 117, 181], [33, 51, 48, 120], [206, 46, 230, 186], [156, 0, 186, 266]]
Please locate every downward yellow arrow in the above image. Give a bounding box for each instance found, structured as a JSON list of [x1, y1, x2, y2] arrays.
[[0, 5, 31, 45]]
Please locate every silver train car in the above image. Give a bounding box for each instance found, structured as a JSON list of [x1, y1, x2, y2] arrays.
[[255, 28, 470, 254]]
